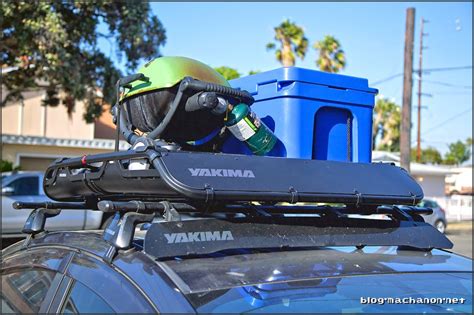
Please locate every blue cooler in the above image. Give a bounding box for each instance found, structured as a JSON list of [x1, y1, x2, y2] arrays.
[[222, 67, 378, 163]]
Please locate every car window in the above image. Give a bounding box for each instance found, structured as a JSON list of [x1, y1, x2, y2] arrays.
[[61, 281, 114, 314], [5, 176, 39, 196], [1, 269, 56, 313], [419, 200, 434, 208]]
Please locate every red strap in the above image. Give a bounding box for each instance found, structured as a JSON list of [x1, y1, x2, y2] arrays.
[[81, 155, 87, 166]]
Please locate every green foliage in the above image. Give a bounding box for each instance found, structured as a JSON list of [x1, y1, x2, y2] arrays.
[[248, 70, 261, 75], [1, 1, 166, 122], [372, 98, 401, 152], [266, 19, 308, 67], [443, 140, 471, 165], [1, 160, 20, 172], [411, 147, 443, 164], [314, 35, 346, 73], [214, 66, 241, 80]]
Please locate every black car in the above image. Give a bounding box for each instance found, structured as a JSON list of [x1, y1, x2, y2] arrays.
[[2, 208, 472, 314]]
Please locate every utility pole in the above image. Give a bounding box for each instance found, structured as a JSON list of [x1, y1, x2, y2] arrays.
[[400, 8, 415, 173], [416, 18, 428, 162]]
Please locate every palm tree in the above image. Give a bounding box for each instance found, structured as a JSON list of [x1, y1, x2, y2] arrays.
[[372, 98, 401, 152], [314, 35, 346, 73], [214, 66, 241, 80], [266, 19, 308, 67]]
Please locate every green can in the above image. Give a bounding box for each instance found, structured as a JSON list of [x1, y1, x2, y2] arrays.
[[225, 104, 277, 156]]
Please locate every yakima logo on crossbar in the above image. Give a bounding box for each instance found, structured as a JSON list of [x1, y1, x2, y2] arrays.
[[164, 231, 234, 244], [188, 168, 255, 178]]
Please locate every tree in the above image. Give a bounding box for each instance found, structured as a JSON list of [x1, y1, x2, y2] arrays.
[[266, 19, 308, 67], [372, 98, 401, 152], [313, 35, 346, 73], [248, 70, 261, 75], [214, 66, 241, 80], [0, 160, 20, 172], [443, 140, 471, 165], [1, 2, 166, 122], [411, 147, 442, 164]]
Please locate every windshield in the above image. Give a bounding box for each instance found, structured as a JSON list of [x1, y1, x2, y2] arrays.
[[187, 272, 472, 313], [158, 246, 471, 295]]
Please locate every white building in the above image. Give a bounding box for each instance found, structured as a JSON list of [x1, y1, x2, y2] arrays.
[[372, 151, 453, 198], [372, 151, 472, 222]]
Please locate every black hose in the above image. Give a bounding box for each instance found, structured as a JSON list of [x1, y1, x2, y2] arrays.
[[119, 108, 139, 145]]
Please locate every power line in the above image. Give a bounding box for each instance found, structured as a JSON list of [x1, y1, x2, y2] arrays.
[[421, 107, 472, 137], [430, 91, 472, 95], [371, 73, 403, 86], [415, 65, 472, 73], [371, 65, 472, 86], [416, 79, 472, 89]]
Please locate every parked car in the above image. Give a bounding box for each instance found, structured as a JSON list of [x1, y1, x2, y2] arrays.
[[1, 172, 110, 238], [418, 199, 448, 234]]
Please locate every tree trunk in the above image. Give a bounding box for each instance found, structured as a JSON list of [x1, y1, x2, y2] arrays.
[[281, 38, 294, 67]]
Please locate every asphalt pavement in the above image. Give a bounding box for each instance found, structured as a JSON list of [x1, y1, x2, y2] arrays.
[[445, 221, 473, 258]]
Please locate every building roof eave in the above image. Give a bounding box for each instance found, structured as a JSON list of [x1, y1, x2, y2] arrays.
[[1, 134, 130, 151]]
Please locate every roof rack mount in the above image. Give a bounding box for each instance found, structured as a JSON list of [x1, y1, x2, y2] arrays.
[[15, 200, 451, 260]]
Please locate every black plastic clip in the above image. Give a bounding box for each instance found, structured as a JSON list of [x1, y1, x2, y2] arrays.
[[161, 201, 181, 222], [354, 190, 362, 208], [204, 184, 215, 204], [410, 192, 417, 206], [289, 186, 299, 204], [130, 200, 146, 213], [146, 149, 162, 163], [133, 137, 155, 152]]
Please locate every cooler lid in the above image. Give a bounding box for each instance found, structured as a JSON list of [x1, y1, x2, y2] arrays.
[[230, 67, 378, 95]]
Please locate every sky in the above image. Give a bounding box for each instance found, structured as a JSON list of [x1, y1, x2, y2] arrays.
[[101, 2, 472, 156]]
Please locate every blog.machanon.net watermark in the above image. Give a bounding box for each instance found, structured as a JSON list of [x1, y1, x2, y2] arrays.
[[360, 297, 467, 305]]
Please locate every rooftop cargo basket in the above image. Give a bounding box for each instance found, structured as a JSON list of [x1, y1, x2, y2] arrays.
[[43, 144, 423, 206]]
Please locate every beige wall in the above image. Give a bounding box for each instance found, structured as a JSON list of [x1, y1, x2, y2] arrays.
[[414, 174, 447, 198], [2, 94, 94, 140], [94, 104, 117, 140], [1, 100, 22, 134]]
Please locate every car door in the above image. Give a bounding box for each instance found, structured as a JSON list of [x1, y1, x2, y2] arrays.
[[1, 175, 39, 234]]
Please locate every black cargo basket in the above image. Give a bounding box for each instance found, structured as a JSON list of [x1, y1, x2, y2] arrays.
[[43, 148, 423, 206]]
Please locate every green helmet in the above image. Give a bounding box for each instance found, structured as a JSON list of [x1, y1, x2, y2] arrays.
[[121, 56, 229, 101]]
